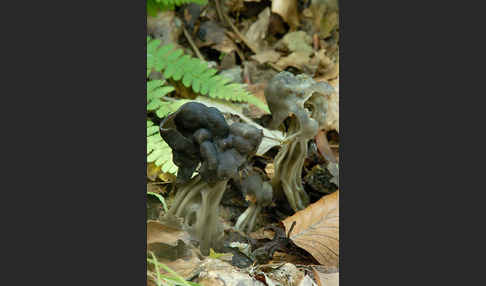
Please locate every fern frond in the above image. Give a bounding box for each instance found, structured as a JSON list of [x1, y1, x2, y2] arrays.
[[147, 79, 190, 118], [147, 120, 178, 174], [146, 37, 270, 113]]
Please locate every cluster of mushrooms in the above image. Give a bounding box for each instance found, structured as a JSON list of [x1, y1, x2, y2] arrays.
[[159, 71, 335, 254]]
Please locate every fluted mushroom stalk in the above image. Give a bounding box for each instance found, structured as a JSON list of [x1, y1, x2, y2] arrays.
[[234, 170, 273, 233], [265, 72, 335, 211]]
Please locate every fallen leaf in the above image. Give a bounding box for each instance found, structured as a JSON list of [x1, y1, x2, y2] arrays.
[[280, 31, 313, 55], [315, 130, 337, 163], [245, 7, 271, 51], [147, 220, 190, 246], [197, 258, 266, 286], [311, 266, 338, 286], [282, 191, 339, 267], [275, 52, 311, 70], [271, 0, 300, 30], [323, 82, 339, 132], [265, 263, 304, 286], [151, 253, 202, 280], [147, 183, 166, 195], [271, 251, 316, 265], [249, 227, 275, 240], [147, 162, 161, 181], [263, 274, 281, 286], [298, 275, 318, 286], [314, 49, 338, 80], [245, 83, 269, 118], [319, 11, 339, 39], [197, 21, 237, 54], [314, 77, 339, 132], [147, 11, 183, 47], [158, 172, 176, 183], [265, 163, 275, 180], [251, 50, 281, 65]]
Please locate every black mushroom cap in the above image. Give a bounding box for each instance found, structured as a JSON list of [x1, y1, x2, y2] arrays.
[[160, 102, 263, 185]]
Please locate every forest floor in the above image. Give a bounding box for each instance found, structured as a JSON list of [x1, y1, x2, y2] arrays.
[[147, 0, 339, 285]]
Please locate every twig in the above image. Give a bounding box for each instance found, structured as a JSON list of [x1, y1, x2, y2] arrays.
[[182, 26, 205, 61], [287, 221, 297, 237], [214, 0, 224, 23]]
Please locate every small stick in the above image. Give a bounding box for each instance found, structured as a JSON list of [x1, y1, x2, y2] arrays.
[[183, 26, 205, 61], [214, 0, 224, 23], [287, 221, 297, 238]]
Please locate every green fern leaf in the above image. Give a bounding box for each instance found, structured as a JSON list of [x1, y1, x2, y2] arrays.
[[147, 79, 190, 118], [147, 37, 270, 113], [147, 120, 178, 174]]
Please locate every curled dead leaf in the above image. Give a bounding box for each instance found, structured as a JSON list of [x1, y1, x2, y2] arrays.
[[282, 191, 339, 267], [271, 0, 300, 30]]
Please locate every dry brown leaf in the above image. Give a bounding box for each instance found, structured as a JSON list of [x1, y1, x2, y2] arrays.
[[271, 0, 300, 30], [315, 130, 337, 164], [147, 11, 183, 47], [265, 163, 275, 180], [147, 220, 190, 246], [196, 21, 237, 54], [251, 50, 281, 65], [245, 83, 269, 118], [249, 227, 275, 240], [311, 266, 339, 286], [271, 251, 316, 265], [315, 49, 338, 80], [280, 31, 313, 55], [314, 77, 339, 132], [245, 7, 271, 51], [265, 263, 304, 286], [298, 275, 318, 286], [324, 81, 339, 132], [158, 254, 202, 280], [197, 258, 265, 286], [147, 183, 167, 195], [282, 191, 339, 267], [275, 52, 311, 70], [147, 162, 161, 181], [159, 172, 176, 183]]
